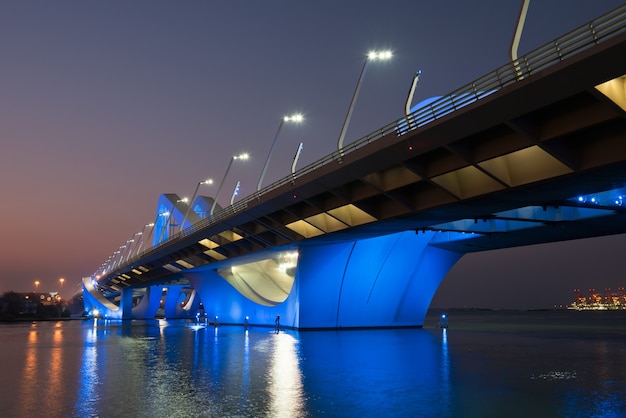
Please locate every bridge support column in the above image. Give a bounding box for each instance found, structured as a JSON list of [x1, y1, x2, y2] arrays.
[[131, 286, 163, 319], [82, 277, 123, 319], [163, 285, 199, 319], [296, 230, 462, 328], [120, 288, 134, 319]]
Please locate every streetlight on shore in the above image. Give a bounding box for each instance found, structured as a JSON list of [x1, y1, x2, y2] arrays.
[[211, 153, 249, 216], [35, 280, 40, 292], [337, 49, 393, 150], [181, 178, 214, 229], [59, 277, 65, 291], [257, 113, 303, 191]]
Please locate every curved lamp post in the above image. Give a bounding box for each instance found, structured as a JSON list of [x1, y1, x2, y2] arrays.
[[404, 70, 422, 130], [510, 0, 531, 79], [134, 222, 155, 258], [181, 178, 214, 229], [337, 50, 392, 150], [211, 153, 249, 216], [257, 113, 303, 191]]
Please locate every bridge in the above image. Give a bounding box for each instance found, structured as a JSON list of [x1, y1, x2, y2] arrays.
[[84, 5, 626, 328]]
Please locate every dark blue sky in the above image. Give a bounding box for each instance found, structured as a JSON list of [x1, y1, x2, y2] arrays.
[[1, 1, 624, 307]]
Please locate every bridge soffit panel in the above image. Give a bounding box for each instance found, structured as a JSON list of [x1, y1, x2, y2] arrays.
[[255, 215, 306, 242], [361, 166, 422, 192], [478, 146, 573, 188], [595, 74, 626, 114]]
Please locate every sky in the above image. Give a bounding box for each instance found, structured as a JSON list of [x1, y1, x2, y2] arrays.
[[1, 0, 625, 308]]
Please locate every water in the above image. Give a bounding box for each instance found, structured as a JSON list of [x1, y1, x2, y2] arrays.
[[1, 311, 625, 417]]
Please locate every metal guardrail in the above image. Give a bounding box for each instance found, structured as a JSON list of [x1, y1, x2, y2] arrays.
[[102, 4, 626, 279]]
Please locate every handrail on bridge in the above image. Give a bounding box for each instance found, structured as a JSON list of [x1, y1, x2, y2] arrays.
[[102, 4, 626, 280]]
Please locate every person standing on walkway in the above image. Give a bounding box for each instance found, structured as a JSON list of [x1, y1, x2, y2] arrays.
[[275, 315, 280, 333]]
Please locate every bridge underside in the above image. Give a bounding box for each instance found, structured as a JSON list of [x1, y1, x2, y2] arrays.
[[85, 230, 462, 328]]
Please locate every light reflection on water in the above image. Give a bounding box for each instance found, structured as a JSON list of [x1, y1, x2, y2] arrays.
[[0, 311, 624, 417]]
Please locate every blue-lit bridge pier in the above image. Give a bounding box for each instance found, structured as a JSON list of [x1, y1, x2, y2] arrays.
[[84, 6, 626, 328]]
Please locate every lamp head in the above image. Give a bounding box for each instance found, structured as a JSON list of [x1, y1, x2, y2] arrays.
[[283, 113, 304, 123], [367, 50, 393, 61]]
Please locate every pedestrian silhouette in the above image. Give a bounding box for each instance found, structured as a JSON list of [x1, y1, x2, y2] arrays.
[[275, 315, 280, 333]]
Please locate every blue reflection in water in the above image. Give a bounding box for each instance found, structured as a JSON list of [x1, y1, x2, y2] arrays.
[[3, 311, 626, 417], [75, 325, 100, 417], [298, 328, 448, 417]]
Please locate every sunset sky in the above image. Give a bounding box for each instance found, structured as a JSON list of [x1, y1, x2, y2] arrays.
[[1, 0, 624, 308]]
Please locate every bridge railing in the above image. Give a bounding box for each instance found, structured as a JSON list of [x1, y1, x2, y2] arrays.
[[106, 4, 626, 279]]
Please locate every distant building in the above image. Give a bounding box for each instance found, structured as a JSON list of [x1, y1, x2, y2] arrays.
[[0, 291, 67, 319], [569, 287, 626, 310]]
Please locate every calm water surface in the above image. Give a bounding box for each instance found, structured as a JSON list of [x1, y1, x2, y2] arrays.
[[1, 310, 625, 417]]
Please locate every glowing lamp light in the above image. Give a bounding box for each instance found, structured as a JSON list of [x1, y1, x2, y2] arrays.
[[283, 113, 304, 123], [368, 50, 393, 60]]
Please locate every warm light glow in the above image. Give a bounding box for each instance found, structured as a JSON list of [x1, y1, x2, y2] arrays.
[[367, 50, 393, 60], [283, 113, 304, 123], [278, 251, 299, 272], [202, 179, 214, 185], [235, 153, 249, 161]]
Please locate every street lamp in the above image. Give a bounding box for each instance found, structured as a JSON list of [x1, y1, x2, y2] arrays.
[[337, 49, 393, 150], [257, 113, 304, 191], [59, 277, 65, 289], [35, 280, 40, 292], [211, 153, 249, 216], [120, 238, 135, 263], [404, 70, 422, 131], [137, 222, 156, 256], [181, 178, 214, 229], [291, 142, 304, 175]]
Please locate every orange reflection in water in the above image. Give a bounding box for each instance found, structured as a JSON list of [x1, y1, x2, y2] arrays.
[[45, 323, 65, 414], [19, 325, 39, 414]]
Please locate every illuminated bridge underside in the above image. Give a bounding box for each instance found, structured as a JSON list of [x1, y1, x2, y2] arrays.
[[87, 14, 626, 328]]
